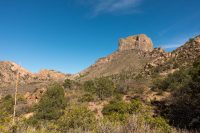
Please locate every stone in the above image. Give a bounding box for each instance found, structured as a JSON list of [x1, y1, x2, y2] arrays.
[[119, 34, 154, 52]]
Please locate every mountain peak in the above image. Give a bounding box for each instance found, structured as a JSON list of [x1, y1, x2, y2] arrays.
[[118, 34, 154, 52]]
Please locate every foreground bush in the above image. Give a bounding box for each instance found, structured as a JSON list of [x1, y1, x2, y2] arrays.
[[58, 106, 96, 132], [29, 83, 66, 123], [155, 59, 200, 131], [152, 69, 191, 92], [83, 77, 115, 100], [0, 95, 14, 132]]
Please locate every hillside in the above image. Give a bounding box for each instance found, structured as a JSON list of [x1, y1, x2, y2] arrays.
[[0, 34, 200, 133], [0, 61, 69, 92], [78, 35, 200, 81], [144, 35, 200, 76], [79, 34, 155, 80]]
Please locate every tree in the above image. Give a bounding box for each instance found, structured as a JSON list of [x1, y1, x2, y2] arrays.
[[95, 77, 115, 100], [34, 83, 66, 120]]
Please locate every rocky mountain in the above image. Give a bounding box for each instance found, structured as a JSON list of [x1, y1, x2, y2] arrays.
[[0, 61, 33, 87], [78, 34, 200, 81], [1, 34, 199, 87], [144, 35, 200, 76], [0, 61, 68, 88]]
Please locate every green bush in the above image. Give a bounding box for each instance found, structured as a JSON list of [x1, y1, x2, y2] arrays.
[[102, 101, 130, 116], [79, 93, 95, 103], [157, 59, 200, 130], [102, 99, 144, 123], [129, 99, 143, 114], [0, 95, 14, 114], [33, 83, 66, 121], [145, 116, 172, 133], [83, 80, 96, 94], [152, 69, 191, 91], [63, 79, 73, 89], [0, 95, 13, 132], [84, 77, 115, 100], [58, 106, 96, 131], [95, 77, 115, 100]]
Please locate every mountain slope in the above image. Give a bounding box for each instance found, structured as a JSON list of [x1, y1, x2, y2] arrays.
[[79, 34, 155, 80], [78, 34, 200, 81], [144, 35, 200, 76]]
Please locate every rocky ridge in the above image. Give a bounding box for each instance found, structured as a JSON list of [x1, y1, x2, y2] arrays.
[[1, 34, 200, 86], [79, 34, 200, 80], [0, 62, 69, 88], [144, 35, 200, 76]]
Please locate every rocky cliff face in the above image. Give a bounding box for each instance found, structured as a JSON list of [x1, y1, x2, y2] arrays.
[[119, 34, 154, 52]]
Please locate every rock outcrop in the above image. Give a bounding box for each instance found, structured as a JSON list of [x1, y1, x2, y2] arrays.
[[35, 69, 66, 81], [143, 35, 200, 76], [119, 34, 154, 52]]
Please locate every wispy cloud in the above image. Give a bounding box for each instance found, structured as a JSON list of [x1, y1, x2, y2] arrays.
[[77, 0, 142, 16], [159, 32, 200, 51], [160, 44, 182, 49]]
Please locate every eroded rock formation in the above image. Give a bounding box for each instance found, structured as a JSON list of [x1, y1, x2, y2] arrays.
[[119, 34, 154, 52]]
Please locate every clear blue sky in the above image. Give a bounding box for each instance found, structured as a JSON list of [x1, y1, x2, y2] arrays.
[[0, 0, 200, 74]]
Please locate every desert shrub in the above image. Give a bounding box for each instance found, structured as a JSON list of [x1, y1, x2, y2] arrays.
[[157, 59, 200, 130], [31, 83, 66, 122], [128, 99, 143, 114], [58, 106, 96, 132], [96, 119, 120, 133], [111, 93, 123, 102], [103, 99, 143, 115], [0, 95, 14, 114], [145, 116, 172, 133], [84, 77, 115, 100], [115, 84, 129, 95], [122, 114, 172, 133], [102, 101, 130, 116], [83, 80, 96, 94], [79, 93, 95, 103], [152, 69, 191, 91], [0, 95, 14, 132], [63, 79, 73, 89], [95, 77, 115, 100], [102, 99, 144, 123]]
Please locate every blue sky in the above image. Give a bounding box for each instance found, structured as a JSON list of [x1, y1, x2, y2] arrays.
[[0, 0, 200, 74]]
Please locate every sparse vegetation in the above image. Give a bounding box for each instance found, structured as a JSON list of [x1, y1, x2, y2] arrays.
[[58, 106, 96, 132], [83, 77, 115, 100], [153, 59, 200, 131], [1, 36, 200, 133], [30, 83, 66, 123]]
